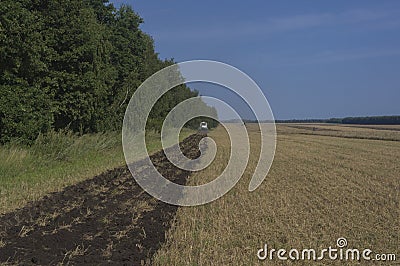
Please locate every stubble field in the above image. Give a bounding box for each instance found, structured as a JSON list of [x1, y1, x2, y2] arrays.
[[153, 123, 399, 265], [0, 124, 398, 265]]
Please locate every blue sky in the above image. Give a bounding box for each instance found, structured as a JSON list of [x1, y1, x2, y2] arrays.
[[111, 0, 400, 120]]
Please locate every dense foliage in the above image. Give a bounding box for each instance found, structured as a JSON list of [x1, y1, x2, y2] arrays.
[[0, 0, 217, 143]]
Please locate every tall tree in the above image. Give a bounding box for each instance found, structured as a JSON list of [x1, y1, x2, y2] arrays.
[[0, 0, 218, 143]]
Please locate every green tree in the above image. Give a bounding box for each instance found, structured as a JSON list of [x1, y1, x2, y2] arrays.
[[0, 0, 218, 143]]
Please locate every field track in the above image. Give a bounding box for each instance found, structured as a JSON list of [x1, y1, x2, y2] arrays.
[[0, 134, 203, 265]]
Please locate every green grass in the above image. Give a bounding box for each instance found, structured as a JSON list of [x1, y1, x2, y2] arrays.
[[0, 128, 194, 214]]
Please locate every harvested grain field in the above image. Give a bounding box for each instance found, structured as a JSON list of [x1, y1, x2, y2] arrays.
[[153, 124, 399, 265], [0, 125, 399, 265]]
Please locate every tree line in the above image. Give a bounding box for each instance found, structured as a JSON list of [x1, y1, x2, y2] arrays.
[[326, 116, 400, 125], [0, 0, 217, 144], [275, 115, 400, 125]]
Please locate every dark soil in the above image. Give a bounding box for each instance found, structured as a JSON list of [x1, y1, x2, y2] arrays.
[[0, 134, 204, 265]]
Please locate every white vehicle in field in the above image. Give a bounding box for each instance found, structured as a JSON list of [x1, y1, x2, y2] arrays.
[[199, 121, 208, 132]]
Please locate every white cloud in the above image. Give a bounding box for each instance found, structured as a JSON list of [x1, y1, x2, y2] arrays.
[[154, 8, 400, 42], [262, 48, 400, 67]]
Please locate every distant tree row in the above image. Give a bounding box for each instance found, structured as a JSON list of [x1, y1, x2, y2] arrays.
[[0, 0, 217, 144], [275, 116, 400, 125], [327, 116, 400, 125]]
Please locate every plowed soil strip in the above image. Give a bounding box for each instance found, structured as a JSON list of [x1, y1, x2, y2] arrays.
[[0, 134, 203, 265]]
